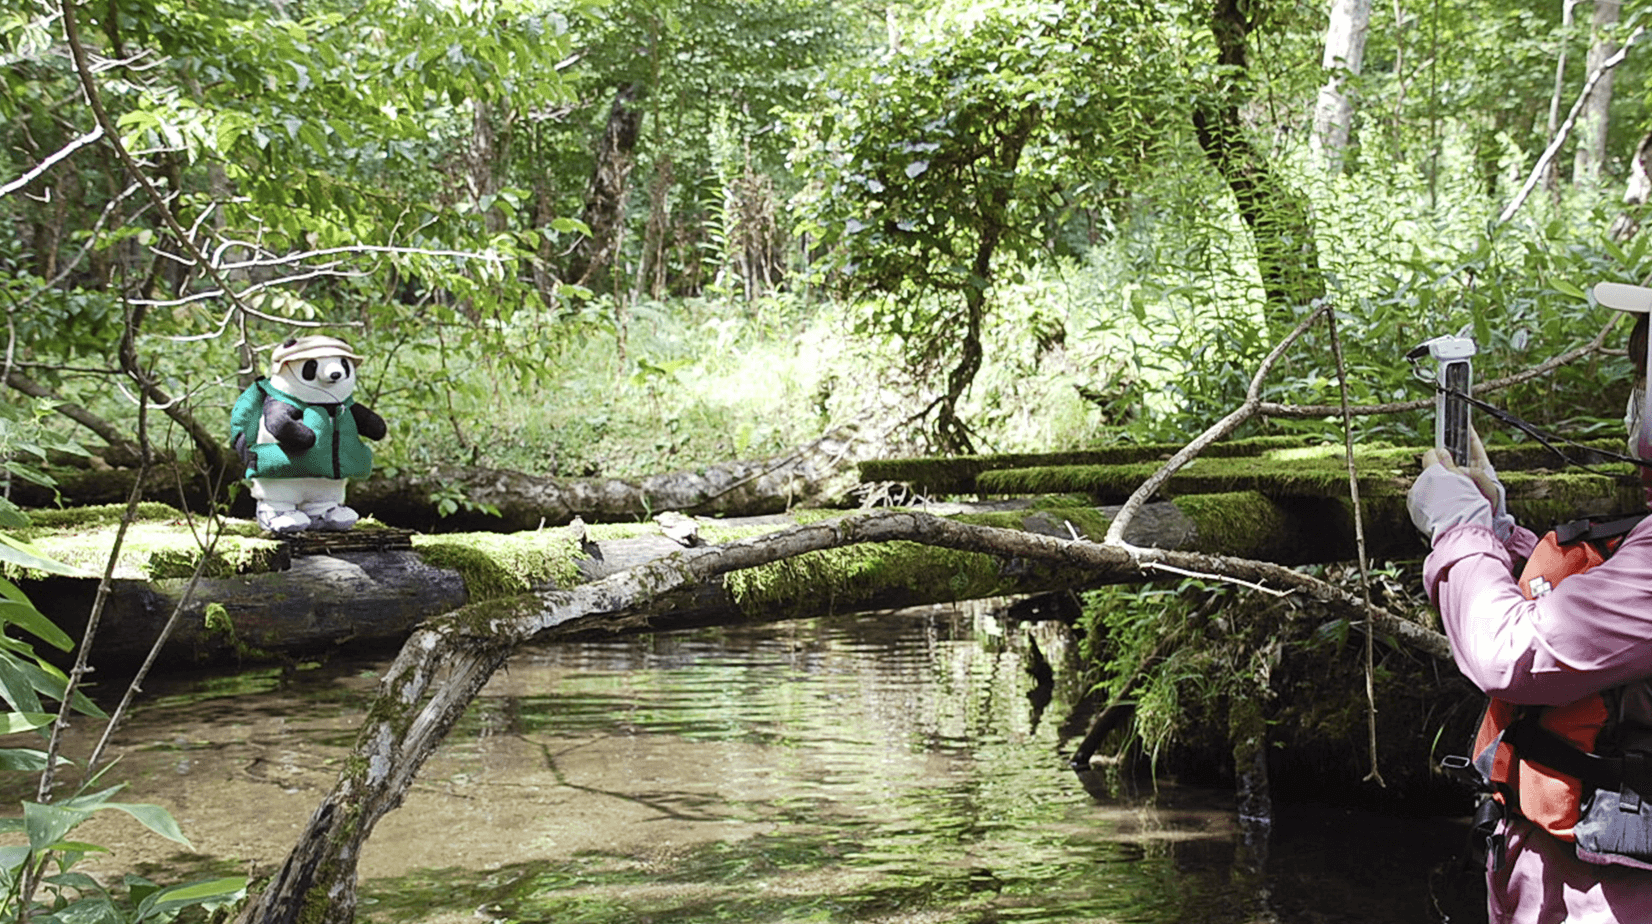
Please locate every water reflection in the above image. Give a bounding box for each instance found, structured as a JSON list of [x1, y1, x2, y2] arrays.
[[17, 603, 1480, 923]]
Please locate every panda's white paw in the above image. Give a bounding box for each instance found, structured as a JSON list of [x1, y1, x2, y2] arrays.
[[259, 508, 311, 533], [314, 505, 359, 531]]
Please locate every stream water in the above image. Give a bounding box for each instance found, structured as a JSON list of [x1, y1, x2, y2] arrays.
[[20, 603, 1483, 923]]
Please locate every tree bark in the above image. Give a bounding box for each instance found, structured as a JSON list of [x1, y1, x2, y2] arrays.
[[235, 507, 1446, 924], [1573, 0, 1621, 184], [1610, 130, 1652, 239], [1310, 0, 1373, 172], [569, 84, 646, 291], [1544, 0, 1581, 193], [15, 428, 865, 531], [1192, 0, 1327, 332]]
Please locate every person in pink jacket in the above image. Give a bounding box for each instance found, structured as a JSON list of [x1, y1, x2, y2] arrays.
[[1408, 283, 1652, 922]]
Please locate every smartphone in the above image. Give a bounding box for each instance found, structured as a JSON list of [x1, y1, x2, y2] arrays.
[[1426, 335, 1477, 467]]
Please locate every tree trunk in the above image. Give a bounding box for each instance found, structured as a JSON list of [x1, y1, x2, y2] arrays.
[[1610, 130, 1652, 239], [569, 84, 645, 291], [1310, 0, 1373, 172], [1192, 0, 1328, 333], [15, 428, 865, 531], [929, 107, 1037, 454], [632, 155, 674, 301], [1544, 0, 1581, 193], [1573, 0, 1621, 185], [235, 508, 1447, 924]]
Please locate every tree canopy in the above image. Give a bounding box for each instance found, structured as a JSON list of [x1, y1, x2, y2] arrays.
[[5, 0, 1652, 484]]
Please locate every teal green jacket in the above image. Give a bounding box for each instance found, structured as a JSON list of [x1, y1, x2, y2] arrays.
[[229, 379, 382, 481]]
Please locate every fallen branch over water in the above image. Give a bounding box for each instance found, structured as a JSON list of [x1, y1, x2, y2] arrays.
[[238, 507, 1447, 924]]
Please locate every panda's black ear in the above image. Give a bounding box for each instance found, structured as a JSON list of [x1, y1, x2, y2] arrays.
[[282, 337, 298, 347]]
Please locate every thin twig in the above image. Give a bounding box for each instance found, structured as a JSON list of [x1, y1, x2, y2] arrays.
[[1138, 560, 1291, 596], [1256, 313, 1620, 419], [1327, 305, 1384, 787]]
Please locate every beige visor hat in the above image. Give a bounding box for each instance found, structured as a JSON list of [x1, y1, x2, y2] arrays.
[[1593, 282, 1652, 460], [1595, 282, 1652, 313], [269, 336, 363, 375]]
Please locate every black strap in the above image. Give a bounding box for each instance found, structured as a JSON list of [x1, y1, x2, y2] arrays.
[[1506, 717, 1652, 797], [1553, 513, 1650, 547]]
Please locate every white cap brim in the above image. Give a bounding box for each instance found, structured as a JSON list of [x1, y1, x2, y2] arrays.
[[1594, 282, 1652, 313]]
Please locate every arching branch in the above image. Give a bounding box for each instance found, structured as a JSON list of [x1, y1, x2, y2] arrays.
[[238, 506, 1446, 924]]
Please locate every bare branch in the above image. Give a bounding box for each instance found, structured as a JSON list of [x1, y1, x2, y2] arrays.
[[1256, 313, 1620, 419], [1500, 26, 1646, 226], [0, 124, 103, 199], [1104, 302, 1334, 545]]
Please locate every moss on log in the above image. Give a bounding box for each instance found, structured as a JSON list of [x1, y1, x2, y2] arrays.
[[857, 435, 1316, 496], [11, 488, 1445, 673]]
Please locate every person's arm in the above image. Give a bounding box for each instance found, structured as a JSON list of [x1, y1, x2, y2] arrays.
[[1431, 522, 1652, 706]]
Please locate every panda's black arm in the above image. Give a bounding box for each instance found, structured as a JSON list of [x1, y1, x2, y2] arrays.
[[264, 401, 316, 450], [351, 403, 387, 441]]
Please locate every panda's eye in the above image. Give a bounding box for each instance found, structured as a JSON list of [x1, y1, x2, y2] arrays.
[[340, 358, 352, 378], [302, 359, 318, 381]]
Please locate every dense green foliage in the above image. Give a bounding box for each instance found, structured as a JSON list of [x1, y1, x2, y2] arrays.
[[4, 0, 1652, 475], [0, 508, 246, 922]]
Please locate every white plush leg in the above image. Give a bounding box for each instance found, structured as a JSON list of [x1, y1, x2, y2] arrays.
[[296, 479, 355, 531], [253, 478, 337, 533], [256, 502, 311, 533]]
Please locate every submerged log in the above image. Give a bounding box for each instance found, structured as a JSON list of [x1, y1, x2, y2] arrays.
[[235, 508, 1445, 924]]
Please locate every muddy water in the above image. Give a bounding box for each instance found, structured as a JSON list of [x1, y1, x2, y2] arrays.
[[13, 605, 1481, 923]]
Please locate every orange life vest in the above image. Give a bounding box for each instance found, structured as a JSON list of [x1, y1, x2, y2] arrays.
[[1470, 514, 1647, 841]]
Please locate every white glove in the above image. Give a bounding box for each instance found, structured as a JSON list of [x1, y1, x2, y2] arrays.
[[1463, 430, 1517, 543], [1471, 459, 1517, 543], [1408, 462, 1494, 542]]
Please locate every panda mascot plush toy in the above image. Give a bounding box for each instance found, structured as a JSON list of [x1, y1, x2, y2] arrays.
[[230, 335, 387, 533]]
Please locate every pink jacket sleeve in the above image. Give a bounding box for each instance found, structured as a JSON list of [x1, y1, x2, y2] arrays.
[[1426, 518, 1652, 706]]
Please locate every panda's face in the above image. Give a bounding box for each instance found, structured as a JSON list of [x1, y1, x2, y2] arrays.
[[271, 354, 357, 404]]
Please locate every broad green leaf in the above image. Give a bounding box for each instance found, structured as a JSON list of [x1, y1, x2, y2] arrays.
[[0, 712, 54, 734], [101, 803, 192, 848], [18, 661, 106, 718], [23, 800, 94, 851], [0, 654, 43, 714], [0, 535, 85, 577], [135, 877, 249, 921], [0, 747, 62, 772], [0, 497, 27, 530], [0, 577, 29, 604], [0, 599, 74, 651], [1551, 278, 1587, 299], [49, 893, 120, 924]]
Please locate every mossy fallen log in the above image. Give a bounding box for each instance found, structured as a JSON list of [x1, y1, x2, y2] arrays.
[[13, 487, 1443, 673], [857, 435, 1317, 496], [13, 428, 863, 532], [864, 440, 1645, 532]]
